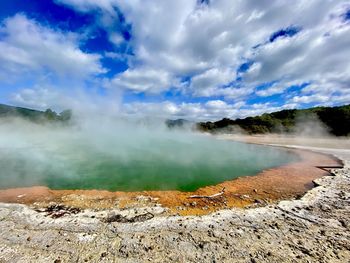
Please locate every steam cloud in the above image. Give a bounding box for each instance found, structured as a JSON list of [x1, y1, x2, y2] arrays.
[[0, 113, 298, 191]]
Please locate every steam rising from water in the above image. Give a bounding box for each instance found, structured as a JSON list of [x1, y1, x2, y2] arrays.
[[0, 116, 299, 191], [292, 114, 331, 137]]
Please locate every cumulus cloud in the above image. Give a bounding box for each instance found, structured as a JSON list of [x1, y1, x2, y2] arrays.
[[0, 14, 105, 82], [8, 85, 295, 121], [111, 67, 179, 93], [190, 68, 234, 96], [10, 87, 64, 110], [242, 2, 350, 105], [2, 1, 349, 120], [54, 0, 350, 108], [255, 83, 285, 97], [123, 99, 255, 121], [55, 0, 117, 13], [255, 81, 303, 97], [121, 98, 296, 121]]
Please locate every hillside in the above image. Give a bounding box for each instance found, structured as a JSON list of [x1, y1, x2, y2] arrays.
[[165, 119, 193, 129], [0, 104, 72, 123], [1, 103, 349, 136], [197, 104, 350, 136]]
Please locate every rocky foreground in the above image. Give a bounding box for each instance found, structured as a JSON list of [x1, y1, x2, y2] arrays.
[[0, 147, 349, 263]]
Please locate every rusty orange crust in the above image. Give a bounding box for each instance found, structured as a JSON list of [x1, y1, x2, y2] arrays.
[[0, 148, 341, 216]]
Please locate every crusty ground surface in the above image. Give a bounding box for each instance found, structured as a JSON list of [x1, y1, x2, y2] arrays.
[[0, 137, 349, 262]]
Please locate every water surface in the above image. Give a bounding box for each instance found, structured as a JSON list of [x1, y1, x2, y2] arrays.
[[0, 120, 299, 191]]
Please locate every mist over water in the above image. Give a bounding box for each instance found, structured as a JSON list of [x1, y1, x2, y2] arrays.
[[0, 116, 299, 191]]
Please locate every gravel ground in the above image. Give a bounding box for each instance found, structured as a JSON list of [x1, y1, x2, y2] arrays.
[[0, 145, 349, 263]]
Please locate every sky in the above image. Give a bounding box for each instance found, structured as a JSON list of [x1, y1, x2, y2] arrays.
[[0, 0, 349, 120]]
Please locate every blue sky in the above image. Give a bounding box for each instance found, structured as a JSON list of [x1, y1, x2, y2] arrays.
[[0, 0, 349, 120]]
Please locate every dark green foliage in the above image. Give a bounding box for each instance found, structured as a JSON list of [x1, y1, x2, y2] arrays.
[[313, 106, 350, 136], [0, 104, 45, 121], [44, 109, 58, 121], [58, 109, 72, 122], [197, 104, 350, 136], [165, 119, 192, 129], [0, 104, 72, 123]]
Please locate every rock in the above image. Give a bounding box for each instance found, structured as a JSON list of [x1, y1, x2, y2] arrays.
[[254, 199, 264, 204], [135, 195, 152, 202], [35, 204, 81, 218], [319, 204, 331, 212], [104, 212, 154, 223]]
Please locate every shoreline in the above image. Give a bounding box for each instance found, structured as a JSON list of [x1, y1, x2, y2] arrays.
[[0, 137, 349, 262], [0, 146, 341, 216]]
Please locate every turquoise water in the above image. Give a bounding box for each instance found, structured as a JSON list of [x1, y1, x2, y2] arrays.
[[0, 129, 299, 191]]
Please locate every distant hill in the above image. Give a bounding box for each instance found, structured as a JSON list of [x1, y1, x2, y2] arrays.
[[2, 103, 349, 136], [197, 104, 350, 136], [0, 104, 72, 123], [165, 119, 193, 129]]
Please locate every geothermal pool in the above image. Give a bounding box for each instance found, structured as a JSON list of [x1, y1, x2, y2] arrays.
[[0, 120, 299, 192]]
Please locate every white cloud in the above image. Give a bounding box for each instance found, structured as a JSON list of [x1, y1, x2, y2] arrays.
[[190, 68, 234, 96], [4, 1, 349, 120], [55, 0, 117, 13], [242, 3, 350, 105], [0, 14, 105, 82], [109, 32, 124, 45], [123, 99, 249, 121], [290, 94, 329, 104], [10, 87, 74, 111], [9, 84, 303, 121], [237, 102, 295, 118], [256, 83, 284, 97], [111, 67, 178, 93], [194, 86, 253, 101], [205, 100, 229, 109], [121, 99, 299, 121], [255, 81, 303, 97], [55, 0, 350, 106], [289, 92, 350, 106]]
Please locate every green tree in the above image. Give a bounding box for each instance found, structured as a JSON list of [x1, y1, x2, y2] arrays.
[[44, 108, 58, 121]]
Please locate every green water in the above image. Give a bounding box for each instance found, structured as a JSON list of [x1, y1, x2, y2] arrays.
[[0, 131, 299, 191]]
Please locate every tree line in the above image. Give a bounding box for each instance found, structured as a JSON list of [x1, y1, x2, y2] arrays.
[[196, 104, 350, 136]]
